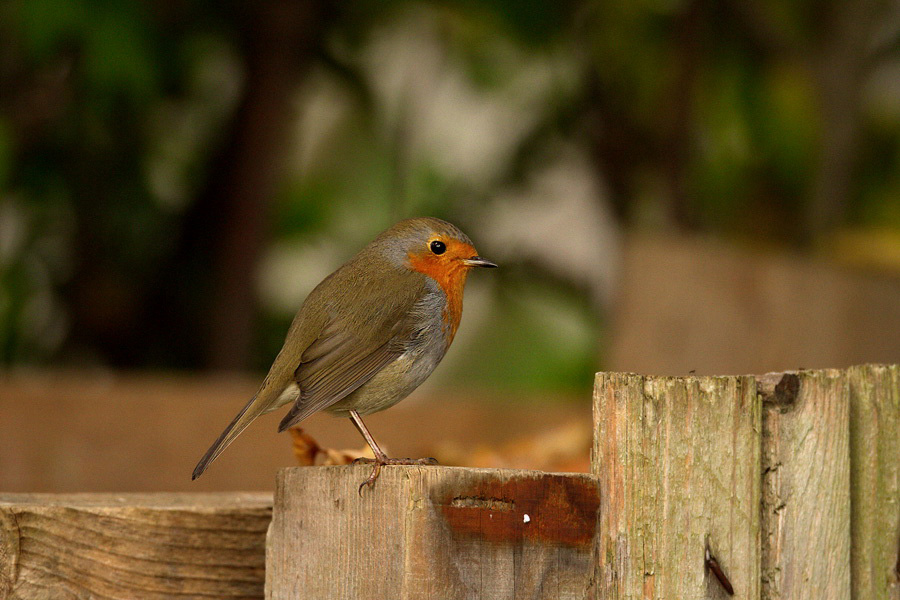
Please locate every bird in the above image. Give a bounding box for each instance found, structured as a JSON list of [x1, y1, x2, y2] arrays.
[[192, 217, 497, 490]]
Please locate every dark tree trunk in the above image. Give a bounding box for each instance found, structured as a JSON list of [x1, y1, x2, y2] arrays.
[[203, 0, 333, 370], [143, 0, 334, 371], [660, 0, 705, 231], [807, 0, 882, 243]]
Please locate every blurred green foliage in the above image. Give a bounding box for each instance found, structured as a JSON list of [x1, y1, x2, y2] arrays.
[[1, 0, 898, 393]]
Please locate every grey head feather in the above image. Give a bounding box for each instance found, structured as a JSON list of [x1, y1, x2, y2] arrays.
[[369, 217, 474, 268]]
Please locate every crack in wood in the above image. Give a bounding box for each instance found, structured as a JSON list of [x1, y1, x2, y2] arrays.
[[449, 496, 515, 511]]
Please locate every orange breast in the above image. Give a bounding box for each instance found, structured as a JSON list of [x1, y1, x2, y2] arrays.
[[407, 244, 474, 346]]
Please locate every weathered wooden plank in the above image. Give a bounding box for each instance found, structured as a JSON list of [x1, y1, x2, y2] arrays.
[[265, 466, 600, 600], [758, 369, 851, 600], [593, 372, 761, 599], [0, 493, 271, 600], [848, 364, 900, 600]]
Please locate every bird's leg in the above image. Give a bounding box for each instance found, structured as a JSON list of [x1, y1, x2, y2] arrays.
[[349, 410, 388, 493], [348, 410, 439, 494]]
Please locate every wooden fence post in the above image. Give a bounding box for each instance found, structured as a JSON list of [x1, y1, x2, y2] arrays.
[[265, 465, 600, 600], [594, 366, 898, 600], [758, 370, 851, 599], [0, 493, 271, 599], [848, 364, 900, 600], [592, 373, 761, 599]]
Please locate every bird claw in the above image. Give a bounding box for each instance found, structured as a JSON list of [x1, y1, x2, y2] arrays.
[[357, 460, 382, 495], [353, 457, 441, 495]]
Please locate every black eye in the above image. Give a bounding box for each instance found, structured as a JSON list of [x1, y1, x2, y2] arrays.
[[430, 240, 446, 255]]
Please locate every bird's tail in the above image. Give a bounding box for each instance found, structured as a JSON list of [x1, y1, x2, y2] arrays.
[[191, 366, 298, 480], [191, 397, 258, 480]]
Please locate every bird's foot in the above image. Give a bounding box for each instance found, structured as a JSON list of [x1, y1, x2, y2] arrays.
[[353, 456, 440, 494]]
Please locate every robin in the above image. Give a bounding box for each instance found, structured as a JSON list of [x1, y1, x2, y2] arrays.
[[192, 217, 497, 490]]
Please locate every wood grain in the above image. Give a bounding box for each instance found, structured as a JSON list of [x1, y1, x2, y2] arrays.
[[265, 465, 600, 600], [0, 493, 271, 600], [848, 364, 900, 600], [759, 369, 851, 600], [593, 372, 761, 599]]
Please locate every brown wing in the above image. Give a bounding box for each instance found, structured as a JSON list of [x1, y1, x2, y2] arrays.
[[276, 318, 407, 431], [276, 262, 430, 431]]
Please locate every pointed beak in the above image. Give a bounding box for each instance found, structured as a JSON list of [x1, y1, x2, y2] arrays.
[[462, 256, 498, 268]]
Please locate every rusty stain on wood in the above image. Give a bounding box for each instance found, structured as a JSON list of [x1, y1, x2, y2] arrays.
[[435, 473, 600, 547]]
